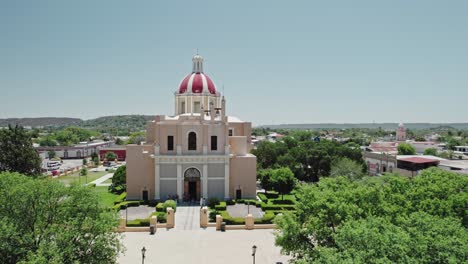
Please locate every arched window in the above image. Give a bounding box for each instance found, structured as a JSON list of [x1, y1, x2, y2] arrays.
[[188, 132, 197, 150]]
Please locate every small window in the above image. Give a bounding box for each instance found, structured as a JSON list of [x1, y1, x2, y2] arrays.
[[211, 136, 217, 151], [229, 129, 233, 137], [167, 136, 174, 151], [188, 132, 197, 151]]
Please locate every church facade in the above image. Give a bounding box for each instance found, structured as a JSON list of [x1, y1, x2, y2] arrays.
[[126, 55, 257, 201]]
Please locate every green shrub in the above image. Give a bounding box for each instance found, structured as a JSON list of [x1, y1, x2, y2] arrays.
[[226, 199, 235, 205], [261, 204, 295, 211], [112, 200, 140, 210], [215, 201, 227, 211], [220, 211, 245, 225], [207, 197, 220, 209], [163, 199, 177, 212], [257, 193, 268, 203], [150, 211, 167, 223], [209, 210, 218, 222], [265, 191, 279, 199], [114, 192, 127, 205], [126, 218, 150, 227], [271, 199, 295, 205], [255, 211, 276, 224], [155, 202, 164, 212]]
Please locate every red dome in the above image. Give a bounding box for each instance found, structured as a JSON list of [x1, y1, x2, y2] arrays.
[[178, 72, 216, 95]]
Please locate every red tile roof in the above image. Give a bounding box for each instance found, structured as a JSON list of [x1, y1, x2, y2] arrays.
[[398, 157, 440, 164]]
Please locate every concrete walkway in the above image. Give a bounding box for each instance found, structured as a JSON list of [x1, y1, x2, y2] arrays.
[[175, 205, 200, 230], [118, 229, 290, 264], [88, 173, 113, 187]]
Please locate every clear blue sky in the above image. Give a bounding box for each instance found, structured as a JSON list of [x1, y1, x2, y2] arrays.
[[1, 0, 467, 125]]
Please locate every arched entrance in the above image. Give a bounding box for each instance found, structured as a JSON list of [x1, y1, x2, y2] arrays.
[[184, 168, 201, 201]]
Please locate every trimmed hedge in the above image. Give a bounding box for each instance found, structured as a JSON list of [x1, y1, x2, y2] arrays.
[[126, 218, 150, 227], [214, 202, 227, 211], [226, 199, 235, 205], [163, 199, 177, 212], [257, 193, 268, 203], [150, 211, 167, 223], [260, 204, 295, 211], [254, 211, 276, 224], [155, 202, 164, 212], [271, 199, 295, 205], [113, 192, 127, 205], [209, 210, 218, 222], [112, 200, 140, 210], [207, 197, 220, 209], [220, 211, 245, 225]]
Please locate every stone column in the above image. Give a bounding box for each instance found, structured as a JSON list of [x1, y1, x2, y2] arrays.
[[203, 164, 208, 198], [177, 164, 182, 200], [166, 208, 175, 228], [216, 215, 223, 231], [154, 145, 160, 200], [224, 157, 230, 199], [245, 214, 254, 230], [200, 206, 208, 228], [150, 215, 157, 233]]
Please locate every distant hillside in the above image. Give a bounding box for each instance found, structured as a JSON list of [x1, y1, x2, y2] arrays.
[[0, 115, 154, 132], [82, 115, 154, 131], [0, 117, 83, 127], [259, 123, 468, 130]]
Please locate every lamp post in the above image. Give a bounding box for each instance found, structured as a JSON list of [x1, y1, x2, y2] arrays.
[[252, 245, 257, 264], [126, 205, 128, 226], [141, 246, 146, 264], [247, 200, 250, 214]]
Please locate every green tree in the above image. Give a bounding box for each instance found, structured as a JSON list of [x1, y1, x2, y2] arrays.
[[270, 167, 296, 200], [39, 136, 57, 146], [82, 158, 88, 166], [91, 152, 100, 166], [110, 165, 126, 194], [330, 157, 364, 180], [105, 151, 118, 161], [274, 168, 467, 263], [397, 142, 416, 155], [0, 172, 122, 263], [128, 131, 146, 145], [0, 125, 42, 176], [258, 168, 274, 190], [115, 138, 124, 145], [423, 147, 438, 156], [446, 138, 461, 151], [79, 167, 87, 176], [47, 150, 56, 159]]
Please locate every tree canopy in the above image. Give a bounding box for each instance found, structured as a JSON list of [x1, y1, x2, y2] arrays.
[[110, 165, 126, 194], [0, 125, 42, 176], [330, 157, 364, 180], [0, 172, 122, 263], [252, 138, 363, 182], [274, 168, 467, 263], [423, 147, 438, 156], [397, 142, 416, 155], [105, 151, 118, 161], [269, 167, 296, 200]]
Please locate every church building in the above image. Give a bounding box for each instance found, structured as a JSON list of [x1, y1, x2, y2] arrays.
[[126, 55, 257, 201]]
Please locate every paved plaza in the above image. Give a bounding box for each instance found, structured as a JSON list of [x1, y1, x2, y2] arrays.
[[227, 204, 264, 218], [118, 229, 290, 264]]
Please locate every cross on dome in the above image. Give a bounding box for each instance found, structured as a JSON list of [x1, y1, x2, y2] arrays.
[[178, 54, 216, 95]]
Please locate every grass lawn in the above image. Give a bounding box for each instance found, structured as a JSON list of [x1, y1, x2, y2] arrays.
[[93, 186, 119, 208], [102, 178, 113, 184], [55, 171, 108, 186]]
